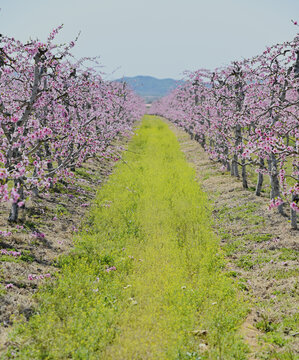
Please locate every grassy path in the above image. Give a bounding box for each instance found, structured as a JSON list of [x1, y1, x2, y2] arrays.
[[7, 116, 247, 359]]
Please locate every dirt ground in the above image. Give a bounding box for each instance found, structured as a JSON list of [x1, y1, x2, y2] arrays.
[[168, 122, 298, 360], [0, 140, 129, 354]]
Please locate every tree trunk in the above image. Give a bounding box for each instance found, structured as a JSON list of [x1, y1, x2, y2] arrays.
[[290, 197, 298, 230], [223, 146, 230, 171], [8, 202, 19, 223], [231, 124, 242, 178], [32, 167, 39, 197], [230, 159, 234, 176], [200, 134, 206, 149], [255, 158, 264, 196], [268, 154, 283, 215], [8, 181, 24, 222], [231, 154, 239, 177], [226, 161, 231, 172], [241, 158, 248, 188], [290, 171, 298, 229]]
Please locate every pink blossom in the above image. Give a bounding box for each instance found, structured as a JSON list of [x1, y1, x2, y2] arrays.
[[105, 266, 117, 273], [81, 203, 90, 207], [290, 202, 299, 213]]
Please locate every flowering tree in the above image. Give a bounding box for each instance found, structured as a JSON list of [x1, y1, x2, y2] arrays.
[[150, 32, 299, 229], [0, 27, 144, 222]]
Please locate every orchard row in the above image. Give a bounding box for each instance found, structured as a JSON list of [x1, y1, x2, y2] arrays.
[[0, 26, 145, 221], [151, 31, 299, 229]]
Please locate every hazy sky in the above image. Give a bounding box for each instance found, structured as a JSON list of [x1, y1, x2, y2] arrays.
[[1, 0, 299, 79]]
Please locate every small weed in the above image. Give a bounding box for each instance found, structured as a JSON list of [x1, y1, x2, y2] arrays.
[[217, 203, 264, 226], [256, 314, 277, 333], [50, 182, 68, 194], [0, 256, 18, 263], [271, 269, 299, 280], [23, 220, 37, 230], [264, 332, 287, 347], [265, 350, 297, 360], [237, 276, 249, 291], [20, 250, 34, 263], [223, 239, 245, 256], [75, 167, 93, 180], [176, 351, 203, 359], [237, 255, 255, 270], [278, 249, 298, 261], [55, 204, 69, 216], [0, 284, 6, 296], [226, 270, 238, 278], [243, 233, 273, 243]]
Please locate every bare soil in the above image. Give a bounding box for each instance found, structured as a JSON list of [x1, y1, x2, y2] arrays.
[[168, 121, 298, 360]]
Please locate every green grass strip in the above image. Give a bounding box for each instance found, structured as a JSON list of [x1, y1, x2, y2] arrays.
[[7, 116, 248, 359]]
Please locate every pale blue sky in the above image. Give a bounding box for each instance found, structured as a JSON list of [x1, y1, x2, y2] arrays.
[[1, 0, 298, 79]]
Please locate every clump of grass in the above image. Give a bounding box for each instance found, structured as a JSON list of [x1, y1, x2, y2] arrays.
[[55, 204, 69, 217], [6, 116, 248, 359]]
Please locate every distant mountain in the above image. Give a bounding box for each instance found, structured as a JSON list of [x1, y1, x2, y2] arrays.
[[115, 75, 184, 103]]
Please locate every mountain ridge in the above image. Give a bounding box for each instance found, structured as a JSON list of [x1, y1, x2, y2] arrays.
[[115, 75, 184, 103]]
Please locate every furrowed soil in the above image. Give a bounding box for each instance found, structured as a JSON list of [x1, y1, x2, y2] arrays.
[[3, 116, 247, 359], [168, 121, 298, 360]]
